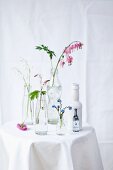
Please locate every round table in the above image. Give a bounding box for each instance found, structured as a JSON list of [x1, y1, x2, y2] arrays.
[[0, 121, 103, 170]]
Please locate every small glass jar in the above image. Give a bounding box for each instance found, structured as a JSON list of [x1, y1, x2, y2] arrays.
[[35, 94, 48, 135], [56, 114, 66, 135]]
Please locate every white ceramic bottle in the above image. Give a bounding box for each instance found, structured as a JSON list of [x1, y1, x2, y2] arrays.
[[72, 83, 82, 130]]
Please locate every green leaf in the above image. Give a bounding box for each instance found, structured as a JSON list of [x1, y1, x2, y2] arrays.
[[35, 44, 56, 60], [29, 90, 40, 100], [41, 91, 46, 95], [36, 46, 42, 50], [29, 90, 46, 100]]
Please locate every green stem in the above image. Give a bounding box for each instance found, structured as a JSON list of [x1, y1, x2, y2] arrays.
[[26, 94, 30, 117], [52, 41, 81, 86], [52, 56, 62, 86], [37, 88, 43, 121], [60, 115, 63, 128], [29, 100, 33, 119], [35, 97, 38, 122]]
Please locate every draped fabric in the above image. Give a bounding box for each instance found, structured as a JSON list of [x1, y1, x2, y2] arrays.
[[0, 0, 113, 169], [86, 1, 113, 169], [0, 122, 103, 170]]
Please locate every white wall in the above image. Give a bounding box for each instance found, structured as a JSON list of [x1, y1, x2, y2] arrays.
[[0, 0, 113, 169], [86, 1, 113, 169], [0, 0, 86, 123]]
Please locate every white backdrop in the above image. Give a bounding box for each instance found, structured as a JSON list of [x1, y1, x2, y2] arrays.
[[86, 1, 113, 170], [0, 0, 113, 169]]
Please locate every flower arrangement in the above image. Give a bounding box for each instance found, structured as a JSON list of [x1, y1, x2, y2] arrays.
[[36, 41, 83, 86], [52, 99, 72, 128], [16, 60, 32, 130], [29, 74, 49, 134], [16, 41, 83, 132], [16, 59, 31, 93], [29, 74, 49, 121]]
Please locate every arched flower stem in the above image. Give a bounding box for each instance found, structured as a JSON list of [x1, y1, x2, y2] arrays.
[[52, 41, 82, 86]]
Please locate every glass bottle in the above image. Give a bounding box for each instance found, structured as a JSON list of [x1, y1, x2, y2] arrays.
[[22, 85, 34, 125], [35, 94, 48, 135], [47, 68, 62, 124], [72, 83, 82, 130], [56, 114, 66, 135]]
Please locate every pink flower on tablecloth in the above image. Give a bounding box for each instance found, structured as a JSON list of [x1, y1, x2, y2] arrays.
[[66, 56, 73, 65], [17, 123, 27, 131]]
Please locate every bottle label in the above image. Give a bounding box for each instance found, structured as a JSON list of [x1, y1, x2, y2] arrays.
[[73, 107, 82, 130], [73, 120, 80, 132]]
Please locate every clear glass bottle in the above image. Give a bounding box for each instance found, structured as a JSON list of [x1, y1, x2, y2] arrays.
[[47, 68, 62, 124], [35, 94, 48, 135], [72, 83, 82, 131], [22, 85, 34, 125], [56, 114, 66, 135]]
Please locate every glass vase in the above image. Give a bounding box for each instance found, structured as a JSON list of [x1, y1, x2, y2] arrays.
[[22, 85, 34, 125], [56, 114, 66, 135], [35, 94, 48, 135], [47, 68, 62, 124]]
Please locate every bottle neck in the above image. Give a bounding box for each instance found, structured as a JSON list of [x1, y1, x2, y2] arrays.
[[39, 94, 46, 109], [73, 89, 79, 101], [51, 68, 58, 79], [74, 109, 77, 116], [50, 68, 60, 87]]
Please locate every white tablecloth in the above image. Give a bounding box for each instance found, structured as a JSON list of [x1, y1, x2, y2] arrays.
[[0, 122, 103, 170]]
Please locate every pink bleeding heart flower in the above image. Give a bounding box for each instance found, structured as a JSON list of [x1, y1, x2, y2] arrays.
[[64, 48, 68, 55], [60, 60, 65, 67], [70, 45, 74, 52], [74, 43, 77, 49], [17, 123, 27, 131], [64, 47, 71, 55], [66, 56, 73, 65], [76, 42, 83, 49], [43, 79, 50, 85], [68, 47, 72, 54], [64, 42, 83, 55], [78, 42, 83, 49]]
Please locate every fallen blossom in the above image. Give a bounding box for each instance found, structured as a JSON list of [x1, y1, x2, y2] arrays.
[[17, 123, 27, 131]]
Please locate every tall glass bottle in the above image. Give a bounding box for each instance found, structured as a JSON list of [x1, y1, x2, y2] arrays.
[[35, 94, 48, 135], [22, 85, 34, 125], [47, 68, 62, 124], [72, 83, 82, 130]]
